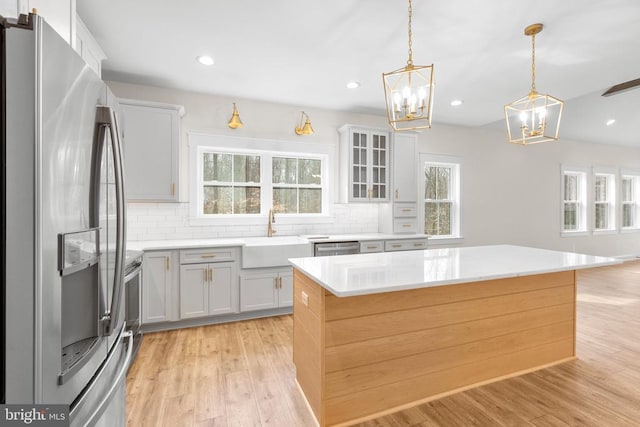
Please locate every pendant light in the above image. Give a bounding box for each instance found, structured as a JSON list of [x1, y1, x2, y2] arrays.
[[504, 23, 564, 145], [228, 103, 243, 129], [382, 0, 434, 132]]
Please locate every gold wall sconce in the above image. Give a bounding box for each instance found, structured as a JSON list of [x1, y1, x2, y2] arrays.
[[228, 103, 243, 129], [295, 111, 314, 135]]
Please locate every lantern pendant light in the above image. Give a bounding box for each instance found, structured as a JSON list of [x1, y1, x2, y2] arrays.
[[504, 23, 564, 145], [382, 0, 434, 132]]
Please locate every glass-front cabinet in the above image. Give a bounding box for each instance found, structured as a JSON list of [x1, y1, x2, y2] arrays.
[[339, 125, 390, 203]]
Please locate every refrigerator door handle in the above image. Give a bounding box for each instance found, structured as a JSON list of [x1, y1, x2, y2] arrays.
[[96, 106, 127, 336]]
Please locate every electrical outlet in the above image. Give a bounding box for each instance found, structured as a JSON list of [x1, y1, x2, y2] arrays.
[[301, 291, 309, 307]]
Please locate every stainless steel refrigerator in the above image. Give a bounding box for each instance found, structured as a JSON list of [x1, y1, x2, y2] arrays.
[[1, 12, 131, 426]]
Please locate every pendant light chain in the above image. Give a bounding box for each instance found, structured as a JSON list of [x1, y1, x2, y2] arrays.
[[530, 33, 537, 94], [407, 0, 413, 67]]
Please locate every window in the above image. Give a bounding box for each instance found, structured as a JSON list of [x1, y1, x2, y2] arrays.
[[594, 172, 616, 231], [621, 174, 639, 230], [562, 170, 587, 232], [272, 157, 322, 214], [196, 143, 326, 217], [202, 152, 261, 214], [422, 158, 460, 239]]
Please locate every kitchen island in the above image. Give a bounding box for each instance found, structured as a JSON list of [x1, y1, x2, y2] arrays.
[[288, 245, 619, 427]]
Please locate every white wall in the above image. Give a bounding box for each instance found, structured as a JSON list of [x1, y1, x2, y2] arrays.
[[417, 124, 640, 258], [108, 81, 640, 257], [106, 81, 384, 241]]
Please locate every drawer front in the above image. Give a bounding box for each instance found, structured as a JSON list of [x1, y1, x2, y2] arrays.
[[385, 239, 428, 252], [360, 241, 384, 253], [394, 203, 417, 217], [180, 247, 237, 264], [393, 218, 418, 234]]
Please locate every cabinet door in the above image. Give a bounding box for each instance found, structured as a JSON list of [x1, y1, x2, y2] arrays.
[[209, 264, 237, 315], [278, 270, 294, 307], [240, 272, 278, 312], [179, 264, 209, 319], [120, 102, 180, 201], [393, 133, 417, 202], [370, 131, 390, 201], [350, 130, 370, 201], [142, 252, 173, 324]]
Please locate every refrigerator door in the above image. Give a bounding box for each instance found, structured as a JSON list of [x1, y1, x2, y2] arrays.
[[3, 15, 127, 420]]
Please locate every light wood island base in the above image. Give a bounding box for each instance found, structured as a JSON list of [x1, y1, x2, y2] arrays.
[[292, 268, 577, 427]]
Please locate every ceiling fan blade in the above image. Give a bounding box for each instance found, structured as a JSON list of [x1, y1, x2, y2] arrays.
[[602, 78, 640, 97]]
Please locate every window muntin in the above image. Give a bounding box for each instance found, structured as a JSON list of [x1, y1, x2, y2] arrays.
[[423, 162, 459, 238], [562, 171, 586, 232], [594, 173, 615, 231], [272, 157, 322, 214]]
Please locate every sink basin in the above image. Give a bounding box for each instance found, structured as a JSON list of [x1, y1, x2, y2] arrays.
[[242, 236, 313, 268]]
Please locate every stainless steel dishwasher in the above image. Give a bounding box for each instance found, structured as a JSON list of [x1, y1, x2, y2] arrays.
[[313, 241, 360, 257]]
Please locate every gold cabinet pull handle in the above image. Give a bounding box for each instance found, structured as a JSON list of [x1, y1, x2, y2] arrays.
[[274, 277, 278, 289], [210, 268, 214, 283], [172, 183, 176, 196], [201, 254, 217, 259], [366, 245, 377, 249], [402, 208, 412, 212], [414, 243, 424, 247], [166, 256, 170, 271], [392, 244, 402, 248], [395, 189, 398, 199], [204, 268, 208, 282], [402, 224, 411, 228], [279, 277, 283, 289]]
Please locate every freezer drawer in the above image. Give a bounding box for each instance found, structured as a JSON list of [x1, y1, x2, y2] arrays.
[[70, 328, 133, 427]]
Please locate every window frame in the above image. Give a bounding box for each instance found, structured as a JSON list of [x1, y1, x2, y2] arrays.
[[592, 167, 617, 234], [418, 153, 462, 244], [560, 165, 588, 236], [200, 151, 263, 215], [271, 155, 324, 214], [189, 133, 333, 225], [620, 170, 640, 232]]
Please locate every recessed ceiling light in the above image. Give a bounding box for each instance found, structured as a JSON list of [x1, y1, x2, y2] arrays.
[[450, 99, 464, 107], [346, 81, 360, 89], [606, 119, 616, 126], [196, 55, 214, 66]]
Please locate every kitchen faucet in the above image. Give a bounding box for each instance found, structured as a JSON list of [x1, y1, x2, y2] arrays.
[[267, 208, 276, 237]]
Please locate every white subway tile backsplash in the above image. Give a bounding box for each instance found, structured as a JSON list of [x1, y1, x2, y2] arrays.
[[126, 202, 379, 241]]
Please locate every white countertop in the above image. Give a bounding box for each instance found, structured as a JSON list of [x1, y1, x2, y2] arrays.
[[288, 245, 621, 297], [126, 233, 428, 251]]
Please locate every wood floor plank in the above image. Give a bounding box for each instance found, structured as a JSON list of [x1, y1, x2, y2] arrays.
[[126, 261, 640, 427]]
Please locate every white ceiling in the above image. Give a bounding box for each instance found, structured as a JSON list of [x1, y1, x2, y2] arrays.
[[77, 0, 640, 147]]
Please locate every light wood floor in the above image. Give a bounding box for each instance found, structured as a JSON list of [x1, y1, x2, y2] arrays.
[[126, 261, 640, 426]]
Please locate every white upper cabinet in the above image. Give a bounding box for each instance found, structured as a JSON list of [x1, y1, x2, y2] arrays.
[[119, 99, 184, 202], [75, 15, 106, 77], [339, 125, 391, 203], [392, 132, 418, 202]]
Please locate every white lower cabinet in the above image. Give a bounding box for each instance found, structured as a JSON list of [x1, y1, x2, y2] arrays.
[[142, 251, 177, 324], [178, 247, 239, 320], [240, 268, 293, 312], [180, 263, 236, 319]]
